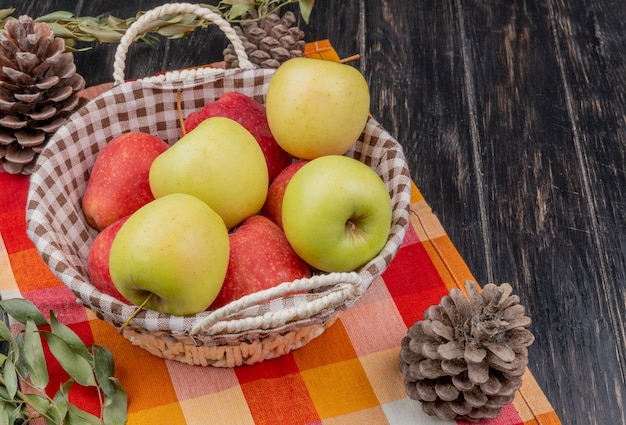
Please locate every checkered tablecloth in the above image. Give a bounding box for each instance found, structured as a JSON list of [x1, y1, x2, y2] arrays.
[[0, 165, 560, 424]]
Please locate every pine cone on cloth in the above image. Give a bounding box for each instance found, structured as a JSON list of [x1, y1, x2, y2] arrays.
[[0, 15, 87, 174], [224, 11, 306, 69], [399, 280, 535, 422]]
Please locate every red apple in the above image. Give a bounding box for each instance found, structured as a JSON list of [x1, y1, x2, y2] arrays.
[[261, 160, 308, 229], [82, 131, 169, 230], [209, 215, 311, 309], [87, 215, 131, 303], [183, 92, 292, 183]]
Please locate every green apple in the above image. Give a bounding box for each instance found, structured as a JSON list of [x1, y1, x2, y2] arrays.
[[149, 117, 269, 229], [265, 57, 370, 160], [109, 193, 230, 316], [281, 155, 392, 272]]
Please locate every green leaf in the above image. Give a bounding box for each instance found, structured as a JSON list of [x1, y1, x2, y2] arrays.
[[106, 16, 126, 28], [21, 393, 50, 415], [49, 313, 92, 361], [298, 0, 315, 23], [103, 378, 128, 425], [23, 321, 49, 390], [219, 0, 255, 20], [0, 383, 9, 399], [66, 403, 104, 425], [76, 25, 123, 43], [0, 299, 48, 327], [0, 402, 11, 425], [2, 358, 17, 399], [42, 332, 96, 387], [178, 14, 202, 26], [0, 318, 13, 343], [65, 45, 94, 53], [35, 11, 76, 22], [47, 379, 72, 424], [14, 333, 28, 380], [76, 16, 105, 26], [9, 405, 25, 425], [158, 13, 187, 24], [155, 24, 198, 37], [0, 300, 128, 423], [92, 345, 115, 398], [0, 320, 17, 359], [230, 6, 255, 20], [0, 9, 16, 21], [48, 22, 78, 39]]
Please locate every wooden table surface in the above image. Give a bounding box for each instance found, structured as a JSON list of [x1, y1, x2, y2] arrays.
[[6, 1, 626, 424]]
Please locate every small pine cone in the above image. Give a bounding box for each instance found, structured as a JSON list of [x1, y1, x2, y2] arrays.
[[0, 15, 87, 174], [399, 280, 535, 422], [224, 11, 306, 69]]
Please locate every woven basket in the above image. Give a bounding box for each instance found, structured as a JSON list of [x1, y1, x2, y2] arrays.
[[25, 3, 413, 367]]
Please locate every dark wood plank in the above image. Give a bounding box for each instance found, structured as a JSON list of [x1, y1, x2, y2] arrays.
[[545, 0, 626, 420], [453, 1, 626, 423]]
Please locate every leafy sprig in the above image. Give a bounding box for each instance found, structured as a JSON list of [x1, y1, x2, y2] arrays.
[[0, 298, 127, 425], [0, 1, 314, 52]]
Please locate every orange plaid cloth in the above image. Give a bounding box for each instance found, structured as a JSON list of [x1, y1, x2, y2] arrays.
[[0, 168, 560, 424]]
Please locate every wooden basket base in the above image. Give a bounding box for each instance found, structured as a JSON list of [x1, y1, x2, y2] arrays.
[[121, 316, 339, 367]]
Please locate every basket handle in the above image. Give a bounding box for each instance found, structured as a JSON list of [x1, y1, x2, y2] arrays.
[[112, 2, 254, 85], [190, 272, 364, 336]]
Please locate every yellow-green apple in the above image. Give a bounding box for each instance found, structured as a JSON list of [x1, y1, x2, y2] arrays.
[[260, 160, 308, 229], [265, 57, 370, 159], [183, 92, 292, 183], [149, 117, 269, 229], [209, 215, 310, 309], [281, 155, 392, 272], [82, 132, 169, 230], [87, 214, 131, 304], [109, 193, 230, 316]]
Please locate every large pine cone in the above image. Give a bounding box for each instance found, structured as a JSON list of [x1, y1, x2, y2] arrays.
[[399, 280, 535, 422], [0, 15, 87, 174], [224, 11, 306, 69]]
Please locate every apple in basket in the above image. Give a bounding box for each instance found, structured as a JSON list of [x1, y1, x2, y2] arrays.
[[261, 159, 308, 229], [265, 57, 370, 160], [209, 215, 311, 310], [109, 193, 230, 316], [87, 214, 131, 304], [281, 155, 392, 273], [82, 132, 169, 231], [149, 117, 269, 229], [183, 91, 292, 183]]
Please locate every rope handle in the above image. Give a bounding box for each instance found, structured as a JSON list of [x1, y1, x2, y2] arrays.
[[190, 272, 363, 336], [112, 2, 254, 85]]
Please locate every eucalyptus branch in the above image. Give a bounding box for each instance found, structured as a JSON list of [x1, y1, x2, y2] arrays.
[[0, 298, 127, 425], [0, 0, 313, 52]]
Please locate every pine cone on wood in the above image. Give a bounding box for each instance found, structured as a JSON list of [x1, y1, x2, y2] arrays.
[[0, 15, 87, 174], [399, 280, 535, 422], [224, 11, 306, 69]]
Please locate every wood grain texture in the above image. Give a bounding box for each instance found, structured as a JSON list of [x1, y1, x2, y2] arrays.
[[4, 0, 625, 423]]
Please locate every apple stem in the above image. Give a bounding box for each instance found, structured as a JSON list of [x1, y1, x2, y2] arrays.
[[177, 88, 187, 136], [119, 293, 153, 334], [340, 54, 361, 63]]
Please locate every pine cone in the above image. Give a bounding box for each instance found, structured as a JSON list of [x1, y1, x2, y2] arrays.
[[0, 15, 87, 174], [399, 280, 535, 422], [224, 11, 306, 69]]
